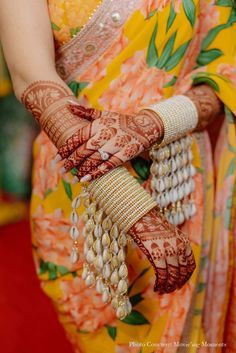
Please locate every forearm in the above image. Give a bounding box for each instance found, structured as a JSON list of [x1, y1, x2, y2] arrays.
[[0, 0, 69, 99]]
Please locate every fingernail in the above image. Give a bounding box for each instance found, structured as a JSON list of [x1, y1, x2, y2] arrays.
[[67, 99, 80, 106], [80, 175, 92, 183], [72, 176, 79, 184], [54, 154, 62, 163], [60, 167, 66, 174]]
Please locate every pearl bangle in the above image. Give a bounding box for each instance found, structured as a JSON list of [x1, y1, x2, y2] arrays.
[[143, 95, 199, 147]]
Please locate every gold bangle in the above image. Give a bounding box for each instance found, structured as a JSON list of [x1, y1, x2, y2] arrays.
[[88, 167, 156, 232]]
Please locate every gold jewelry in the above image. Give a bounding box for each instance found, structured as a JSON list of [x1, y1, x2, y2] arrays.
[[88, 167, 157, 232]]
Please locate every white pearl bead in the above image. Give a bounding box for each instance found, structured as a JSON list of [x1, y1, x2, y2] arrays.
[[119, 263, 128, 278], [103, 263, 111, 279], [183, 167, 189, 181], [190, 203, 197, 217], [177, 170, 184, 184], [111, 240, 119, 254], [82, 265, 89, 280], [70, 211, 79, 224], [86, 233, 94, 247], [117, 279, 128, 295], [95, 254, 103, 269], [171, 188, 178, 203], [178, 211, 185, 224], [111, 269, 119, 285], [85, 273, 95, 287], [178, 186, 184, 200], [96, 278, 104, 293], [171, 158, 177, 173], [190, 164, 196, 177], [116, 306, 126, 319], [94, 224, 103, 238], [70, 249, 79, 264], [72, 196, 81, 209], [86, 249, 95, 263], [190, 179, 196, 192], [94, 239, 102, 254], [102, 288, 110, 303], [70, 226, 79, 240]]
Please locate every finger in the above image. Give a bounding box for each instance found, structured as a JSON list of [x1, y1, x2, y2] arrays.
[[69, 104, 102, 121], [75, 136, 121, 178], [64, 127, 116, 172], [79, 155, 122, 181], [148, 242, 168, 293], [58, 123, 92, 159], [185, 243, 196, 281], [176, 237, 188, 289], [163, 239, 179, 293]]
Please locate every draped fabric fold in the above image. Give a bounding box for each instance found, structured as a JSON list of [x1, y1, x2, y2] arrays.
[[30, 1, 236, 352]]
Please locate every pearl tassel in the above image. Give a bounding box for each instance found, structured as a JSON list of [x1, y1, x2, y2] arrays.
[[69, 187, 132, 320], [150, 135, 196, 226]]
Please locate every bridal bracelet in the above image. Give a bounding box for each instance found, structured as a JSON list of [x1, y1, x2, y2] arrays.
[[70, 95, 198, 320], [21, 81, 198, 320]]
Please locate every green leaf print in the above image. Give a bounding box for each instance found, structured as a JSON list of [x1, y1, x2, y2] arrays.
[[226, 157, 236, 177], [201, 24, 228, 50], [164, 76, 177, 87], [51, 22, 60, 31], [165, 40, 190, 71], [44, 188, 53, 198], [197, 282, 206, 293], [70, 27, 81, 38], [166, 2, 177, 32], [156, 31, 177, 69], [39, 259, 48, 274], [62, 179, 73, 200], [106, 325, 117, 340], [146, 8, 158, 20], [183, 0, 196, 27], [224, 188, 234, 229], [57, 265, 70, 276], [71, 167, 78, 176], [197, 49, 223, 66], [146, 22, 159, 67], [228, 7, 236, 25], [216, 0, 234, 6], [39, 260, 70, 279], [130, 293, 144, 307], [121, 310, 150, 325], [68, 81, 89, 96], [131, 157, 151, 182], [192, 75, 220, 92], [225, 107, 235, 123], [47, 262, 57, 280]]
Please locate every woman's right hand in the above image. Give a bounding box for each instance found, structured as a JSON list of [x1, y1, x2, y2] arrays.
[[129, 208, 196, 294]]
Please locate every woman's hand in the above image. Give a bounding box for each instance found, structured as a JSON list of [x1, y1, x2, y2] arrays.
[[59, 105, 164, 181], [129, 208, 196, 294]]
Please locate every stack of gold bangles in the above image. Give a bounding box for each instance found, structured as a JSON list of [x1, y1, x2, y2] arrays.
[[69, 95, 199, 319]]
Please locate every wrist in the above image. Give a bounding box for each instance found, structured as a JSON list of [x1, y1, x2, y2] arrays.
[[21, 80, 83, 148], [12, 71, 71, 101]]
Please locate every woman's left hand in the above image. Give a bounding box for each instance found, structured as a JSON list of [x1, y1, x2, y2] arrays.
[[59, 105, 164, 181]]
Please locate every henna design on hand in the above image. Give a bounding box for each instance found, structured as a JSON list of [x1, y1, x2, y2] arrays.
[[58, 108, 164, 180], [21, 81, 90, 148], [129, 208, 196, 294], [185, 84, 223, 131]]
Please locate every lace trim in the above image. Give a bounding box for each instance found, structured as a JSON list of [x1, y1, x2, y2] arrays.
[[55, 0, 141, 83]]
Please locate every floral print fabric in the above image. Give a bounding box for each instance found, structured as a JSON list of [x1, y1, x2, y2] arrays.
[[31, 0, 236, 352]]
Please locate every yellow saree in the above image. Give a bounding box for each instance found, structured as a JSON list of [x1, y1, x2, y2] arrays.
[[31, 1, 236, 352]]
